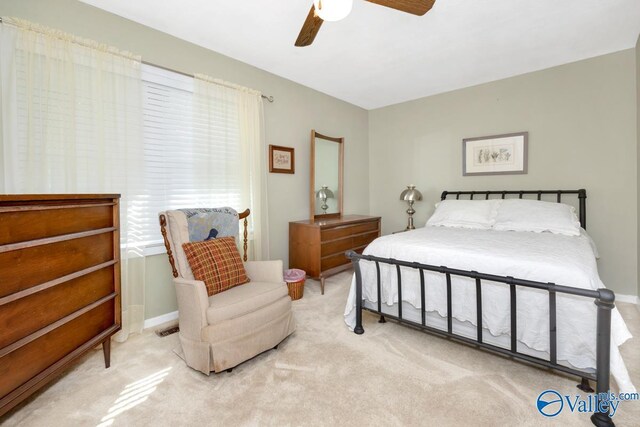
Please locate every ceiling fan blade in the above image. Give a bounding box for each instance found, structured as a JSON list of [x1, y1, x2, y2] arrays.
[[365, 0, 436, 16], [295, 5, 324, 47]]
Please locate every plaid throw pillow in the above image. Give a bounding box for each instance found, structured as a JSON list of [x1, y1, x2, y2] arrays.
[[182, 237, 249, 296]]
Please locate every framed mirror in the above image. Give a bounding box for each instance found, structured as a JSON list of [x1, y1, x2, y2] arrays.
[[310, 130, 344, 220]]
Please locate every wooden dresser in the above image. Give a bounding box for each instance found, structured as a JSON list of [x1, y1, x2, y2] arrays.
[[289, 215, 380, 294], [0, 194, 121, 417]]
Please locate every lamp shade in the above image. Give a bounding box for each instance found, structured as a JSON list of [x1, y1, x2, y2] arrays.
[[313, 0, 353, 22], [399, 185, 423, 202], [316, 185, 335, 199]]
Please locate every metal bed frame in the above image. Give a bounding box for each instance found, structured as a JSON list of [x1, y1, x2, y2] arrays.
[[346, 190, 616, 427]]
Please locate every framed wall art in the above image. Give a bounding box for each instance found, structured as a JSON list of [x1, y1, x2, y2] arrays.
[[269, 145, 295, 174], [463, 132, 528, 176]]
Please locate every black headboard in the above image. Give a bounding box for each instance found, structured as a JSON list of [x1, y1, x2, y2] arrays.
[[440, 189, 587, 230]]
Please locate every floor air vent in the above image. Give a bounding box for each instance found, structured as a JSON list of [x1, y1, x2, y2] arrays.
[[155, 325, 179, 337]]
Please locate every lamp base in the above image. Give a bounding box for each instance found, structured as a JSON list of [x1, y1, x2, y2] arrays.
[[405, 202, 416, 230]]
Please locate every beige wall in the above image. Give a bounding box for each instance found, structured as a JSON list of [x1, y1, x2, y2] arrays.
[[369, 50, 638, 296], [637, 35, 640, 298], [0, 0, 370, 320]]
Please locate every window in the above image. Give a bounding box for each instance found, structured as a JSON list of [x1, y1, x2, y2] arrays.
[[139, 64, 246, 251], [3, 36, 255, 254]]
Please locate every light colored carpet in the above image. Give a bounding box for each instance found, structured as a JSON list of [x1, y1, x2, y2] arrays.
[[3, 272, 639, 426]]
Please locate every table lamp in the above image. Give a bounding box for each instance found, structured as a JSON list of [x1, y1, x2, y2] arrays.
[[399, 185, 423, 230]]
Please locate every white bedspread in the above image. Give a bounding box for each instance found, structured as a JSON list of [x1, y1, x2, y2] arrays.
[[344, 226, 636, 393]]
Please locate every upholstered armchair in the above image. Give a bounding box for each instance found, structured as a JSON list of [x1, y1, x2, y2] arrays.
[[158, 209, 295, 374]]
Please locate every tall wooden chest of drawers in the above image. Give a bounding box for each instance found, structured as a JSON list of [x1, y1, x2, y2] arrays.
[[289, 215, 380, 294], [0, 194, 121, 417]]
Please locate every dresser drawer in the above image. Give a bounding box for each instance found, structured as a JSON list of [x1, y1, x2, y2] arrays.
[[353, 231, 378, 248], [321, 220, 379, 241], [0, 266, 115, 349], [0, 301, 114, 400], [321, 246, 366, 271], [321, 231, 379, 257], [0, 232, 115, 298], [0, 204, 114, 246]]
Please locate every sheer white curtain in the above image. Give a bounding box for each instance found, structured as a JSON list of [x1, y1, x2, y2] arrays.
[[193, 74, 269, 260], [0, 17, 145, 341]]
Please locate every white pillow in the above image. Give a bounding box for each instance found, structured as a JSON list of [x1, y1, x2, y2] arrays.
[[493, 199, 581, 236], [426, 200, 501, 229]]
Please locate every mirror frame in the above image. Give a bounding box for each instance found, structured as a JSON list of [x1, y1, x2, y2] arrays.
[[310, 130, 344, 221]]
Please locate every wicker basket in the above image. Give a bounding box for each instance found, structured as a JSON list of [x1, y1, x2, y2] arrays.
[[286, 279, 305, 301]]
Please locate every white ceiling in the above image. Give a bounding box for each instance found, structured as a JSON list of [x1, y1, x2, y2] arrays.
[[81, 0, 640, 110]]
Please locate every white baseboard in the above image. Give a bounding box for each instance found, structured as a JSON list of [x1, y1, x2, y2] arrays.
[[144, 310, 178, 330], [616, 294, 640, 305]]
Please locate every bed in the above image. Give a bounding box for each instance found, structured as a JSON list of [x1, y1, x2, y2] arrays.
[[343, 190, 635, 426]]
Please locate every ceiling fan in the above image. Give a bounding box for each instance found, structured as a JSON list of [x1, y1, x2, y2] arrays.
[[295, 0, 436, 47]]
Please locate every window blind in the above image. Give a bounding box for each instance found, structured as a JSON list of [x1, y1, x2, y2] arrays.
[[140, 64, 245, 248]]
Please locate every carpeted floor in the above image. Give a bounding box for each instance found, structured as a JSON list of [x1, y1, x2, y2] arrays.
[[3, 272, 639, 426]]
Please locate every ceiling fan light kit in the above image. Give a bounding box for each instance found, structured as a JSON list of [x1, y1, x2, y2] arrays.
[[296, 0, 436, 47], [313, 0, 353, 22]]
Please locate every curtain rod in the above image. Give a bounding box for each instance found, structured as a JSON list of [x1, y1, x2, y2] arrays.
[[0, 17, 274, 103], [142, 60, 274, 102]]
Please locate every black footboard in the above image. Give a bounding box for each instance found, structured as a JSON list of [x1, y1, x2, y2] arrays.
[[346, 250, 616, 426]]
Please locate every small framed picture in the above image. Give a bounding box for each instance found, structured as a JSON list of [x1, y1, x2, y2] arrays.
[[269, 145, 295, 174], [463, 132, 528, 176]]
